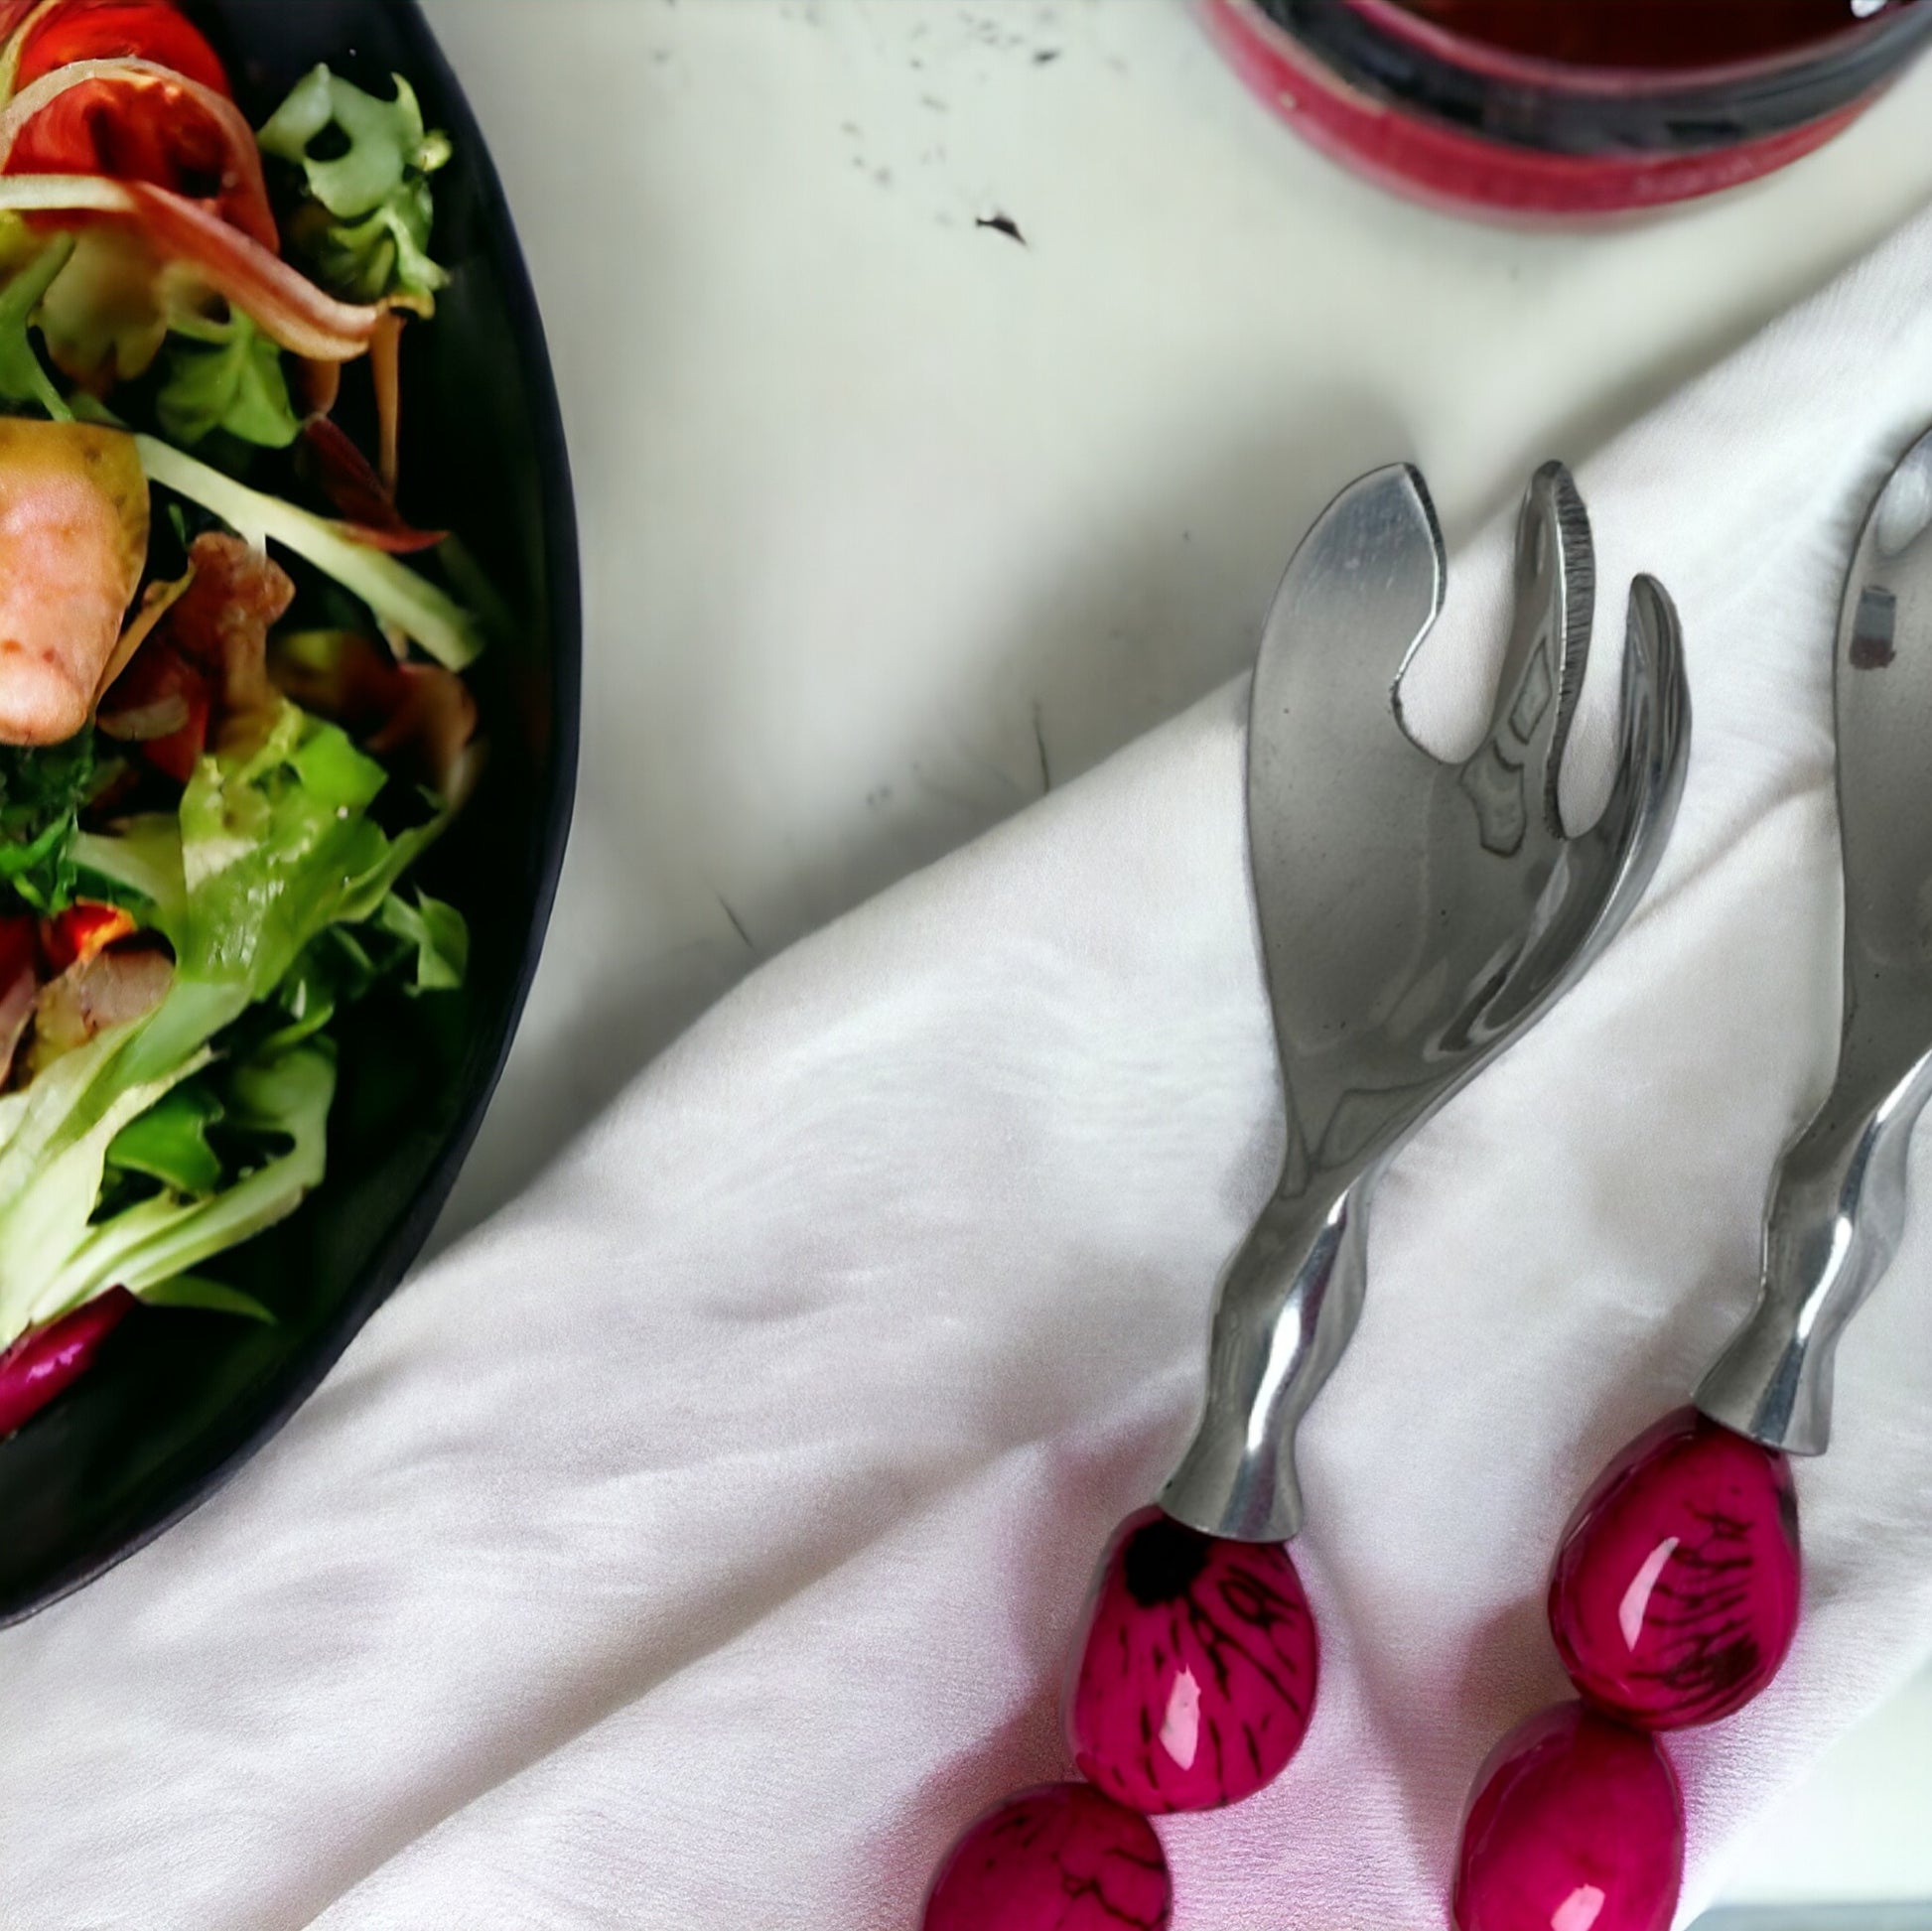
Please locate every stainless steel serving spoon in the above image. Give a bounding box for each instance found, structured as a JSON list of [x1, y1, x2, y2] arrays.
[[1163, 461, 1693, 1542]]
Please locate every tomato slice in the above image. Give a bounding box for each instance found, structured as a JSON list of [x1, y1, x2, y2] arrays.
[[15, 1, 230, 97], [0, 1, 40, 59], [3, 67, 276, 247]]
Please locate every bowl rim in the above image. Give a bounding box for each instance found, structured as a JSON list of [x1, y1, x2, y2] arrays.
[[1226, 0, 1932, 149], [1339, 0, 1922, 92]]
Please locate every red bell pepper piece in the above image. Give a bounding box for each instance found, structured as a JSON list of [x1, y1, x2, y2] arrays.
[[301, 416, 448, 553], [39, 899, 135, 974], [0, 1286, 136, 1437], [3, 66, 275, 247], [14, 0, 231, 97]]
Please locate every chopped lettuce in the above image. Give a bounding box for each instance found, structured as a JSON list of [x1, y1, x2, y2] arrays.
[[17, 1043, 333, 1329], [0, 702, 451, 1345], [133, 433, 483, 670], [156, 309, 300, 450], [260, 67, 452, 308], [74, 702, 446, 1064], [0, 63, 481, 1385]]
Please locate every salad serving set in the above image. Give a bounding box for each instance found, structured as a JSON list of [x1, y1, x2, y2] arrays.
[[0, 9, 1923, 1929], [920, 424, 1932, 1931]]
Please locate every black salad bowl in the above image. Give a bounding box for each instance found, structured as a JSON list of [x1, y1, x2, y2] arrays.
[[0, 0, 579, 1622]]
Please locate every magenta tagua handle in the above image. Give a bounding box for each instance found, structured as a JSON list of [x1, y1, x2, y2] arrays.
[[916, 1509, 1315, 1930], [1549, 1408, 1801, 1731], [1065, 1507, 1319, 1814], [1454, 1406, 1803, 1931], [920, 1782, 1173, 1931], [1453, 1700, 1684, 1931]]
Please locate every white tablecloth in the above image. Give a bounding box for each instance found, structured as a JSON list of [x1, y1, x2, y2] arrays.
[[7, 160, 1932, 1925]]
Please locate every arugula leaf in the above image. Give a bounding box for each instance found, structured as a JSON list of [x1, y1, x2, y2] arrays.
[[156, 310, 300, 450], [0, 230, 74, 422], [260, 67, 452, 308], [0, 730, 105, 912], [376, 889, 468, 993]]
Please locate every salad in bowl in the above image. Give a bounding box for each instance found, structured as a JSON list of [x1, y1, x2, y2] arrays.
[[0, 0, 490, 1442]]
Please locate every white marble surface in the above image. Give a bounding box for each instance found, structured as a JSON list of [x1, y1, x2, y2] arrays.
[[417, 0, 1932, 1906]]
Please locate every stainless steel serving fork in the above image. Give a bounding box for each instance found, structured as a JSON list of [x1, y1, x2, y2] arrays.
[[1162, 461, 1693, 1543]]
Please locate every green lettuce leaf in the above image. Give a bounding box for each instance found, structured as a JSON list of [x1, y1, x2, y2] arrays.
[[156, 310, 300, 450], [256, 924, 377, 1055], [32, 1043, 334, 1324], [259, 67, 452, 308], [106, 1080, 224, 1195], [0, 702, 450, 1344], [75, 703, 446, 1059]]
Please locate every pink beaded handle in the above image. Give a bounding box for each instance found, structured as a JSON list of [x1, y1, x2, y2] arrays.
[[1452, 1408, 1802, 1931], [1456, 417, 1932, 1928], [921, 1509, 1319, 1926], [918, 456, 1692, 1928]]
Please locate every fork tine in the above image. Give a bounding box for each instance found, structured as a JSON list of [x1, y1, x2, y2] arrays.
[[1615, 571, 1691, 852], [1564, 572, 1691, 954], [1492, 463, 1596, 832]]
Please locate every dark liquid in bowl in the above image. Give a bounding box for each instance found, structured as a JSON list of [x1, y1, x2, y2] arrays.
[[1389, 0, 1903, 68]]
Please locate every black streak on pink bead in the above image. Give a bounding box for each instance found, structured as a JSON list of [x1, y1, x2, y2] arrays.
[[1549, 1408, 1801, 1730], [920, 1781, 1173, 1931], [1065, 1505, 1318, 1813]]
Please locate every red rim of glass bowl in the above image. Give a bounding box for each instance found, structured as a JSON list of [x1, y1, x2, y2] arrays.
[[1204, 0, 1932, 215]]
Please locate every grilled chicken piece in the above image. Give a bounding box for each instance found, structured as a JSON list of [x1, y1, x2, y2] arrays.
[[0, 420, 148, 746]]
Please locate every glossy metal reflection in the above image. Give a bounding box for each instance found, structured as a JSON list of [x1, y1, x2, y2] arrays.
[[1162, 463, 1692, 1542], [1698, 425, 1932, 1455]]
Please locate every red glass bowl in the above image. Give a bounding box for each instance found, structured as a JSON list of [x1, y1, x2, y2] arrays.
[[1203, 0, 1932, 217]]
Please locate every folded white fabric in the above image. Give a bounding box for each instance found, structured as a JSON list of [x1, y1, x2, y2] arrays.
[[10, 214, 1932, 1931]]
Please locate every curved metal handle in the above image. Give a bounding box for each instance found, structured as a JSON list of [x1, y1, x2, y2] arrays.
[[1159, 1174, 1374, 1542], [1696, 1042, 1932, 1454]]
